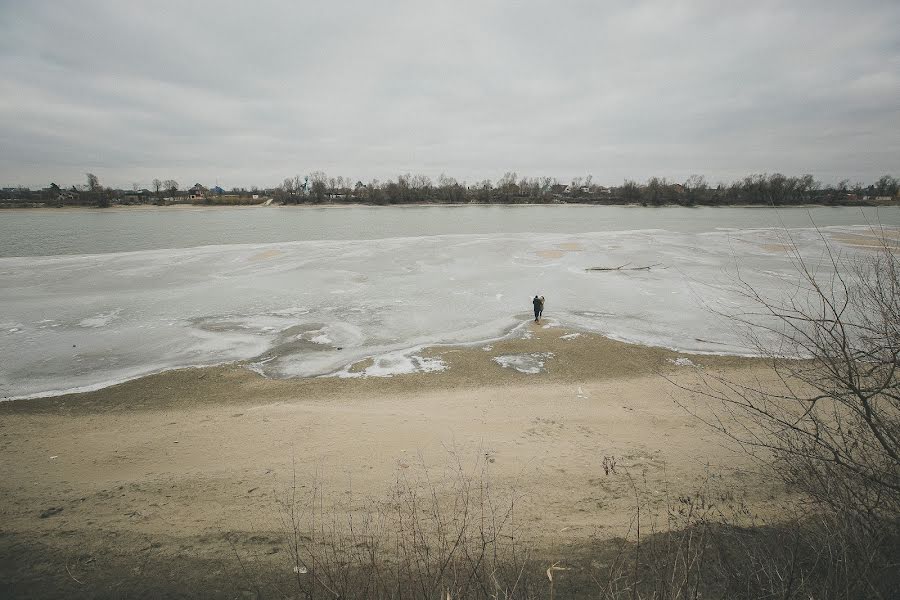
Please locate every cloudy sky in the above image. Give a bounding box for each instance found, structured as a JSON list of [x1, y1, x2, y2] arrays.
[[1, 0, 898, 189]]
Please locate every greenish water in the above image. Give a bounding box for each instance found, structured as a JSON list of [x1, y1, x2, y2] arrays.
[[1, 204, 896, 257]]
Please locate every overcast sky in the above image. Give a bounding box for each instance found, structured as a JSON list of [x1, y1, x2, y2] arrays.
[[1, 0, 898, 189]]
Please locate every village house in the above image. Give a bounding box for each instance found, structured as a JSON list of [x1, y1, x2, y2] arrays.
[[188, 184, 207, 201]]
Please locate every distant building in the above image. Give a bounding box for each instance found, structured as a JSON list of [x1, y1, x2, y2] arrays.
[[59, 189, 79, 203], [188, 183, 207, 201], [122, 189, 152, 203]]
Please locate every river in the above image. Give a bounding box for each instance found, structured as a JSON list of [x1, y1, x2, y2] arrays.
[[1, 204, 897, 399]]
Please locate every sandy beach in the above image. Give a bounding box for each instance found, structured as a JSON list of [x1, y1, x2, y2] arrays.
[[0, 323, 793, 596]]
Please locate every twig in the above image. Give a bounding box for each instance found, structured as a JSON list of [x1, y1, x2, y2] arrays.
[[65, 560, 84, 585], [586, 263, 662, 271]]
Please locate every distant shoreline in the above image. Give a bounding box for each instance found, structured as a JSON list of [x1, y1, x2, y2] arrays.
[[1, 200, 896, 211]]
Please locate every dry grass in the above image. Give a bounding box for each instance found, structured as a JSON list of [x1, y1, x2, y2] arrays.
[[225, 453, 897, 600], [231, 451, 544, 599]]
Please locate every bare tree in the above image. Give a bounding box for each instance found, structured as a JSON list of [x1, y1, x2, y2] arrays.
[[644, 177, 668, 205], [411, 173, 432, 190], [497, 172, 518, 202], [621, 180, 641, 203], [876, 175, 899, 197], [683, 233, 900, 531], [164, 180, 178, 201], [309, 171, 328, 203], [85, 173, 110, 207], [684, 174, 707, 205]]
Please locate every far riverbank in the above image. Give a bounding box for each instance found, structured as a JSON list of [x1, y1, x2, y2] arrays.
[[2, 198, 897, 211]]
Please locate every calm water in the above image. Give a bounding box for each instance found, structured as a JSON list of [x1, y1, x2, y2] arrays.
[[1, 204, 896, 257], [1, 205, 897, 399]]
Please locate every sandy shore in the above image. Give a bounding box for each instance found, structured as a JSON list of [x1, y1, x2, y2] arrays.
[[0, 323, 791, 596]]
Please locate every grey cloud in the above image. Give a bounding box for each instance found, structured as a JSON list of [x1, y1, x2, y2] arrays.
[[1, 0, 897, 189]]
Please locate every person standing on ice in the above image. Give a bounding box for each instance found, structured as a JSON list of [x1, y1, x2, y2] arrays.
[[533, 295, 545, 322]]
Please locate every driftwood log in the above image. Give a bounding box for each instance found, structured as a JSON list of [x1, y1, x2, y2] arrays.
[[586, 262, 661, 272]]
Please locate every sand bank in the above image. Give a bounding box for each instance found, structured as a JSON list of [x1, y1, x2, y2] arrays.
[[0, 324, 791, 596]]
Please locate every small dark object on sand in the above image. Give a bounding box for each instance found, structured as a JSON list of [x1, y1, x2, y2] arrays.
[[39, 507, 63, 518]]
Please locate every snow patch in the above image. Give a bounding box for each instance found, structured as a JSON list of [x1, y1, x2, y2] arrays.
[[333, 351, 447, 379], [668, 357, 696, 367], [493, 352, 554, 374], [78, 310, 121, 328]]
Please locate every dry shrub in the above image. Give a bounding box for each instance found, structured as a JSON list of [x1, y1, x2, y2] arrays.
[[683, 229, 899, 529], [233, 460, 897, 599], [653, 226, 900, 598], [590, 471, 898, 599], [234, 452, 543, 600]]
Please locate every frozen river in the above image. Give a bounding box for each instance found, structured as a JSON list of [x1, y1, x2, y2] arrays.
[[1, 204, 897, 399]]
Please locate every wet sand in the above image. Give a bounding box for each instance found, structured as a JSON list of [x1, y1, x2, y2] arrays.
[[0, 323, 791, 596]]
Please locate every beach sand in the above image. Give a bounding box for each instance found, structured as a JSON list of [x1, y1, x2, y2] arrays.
[[0, 323, 791, 596]]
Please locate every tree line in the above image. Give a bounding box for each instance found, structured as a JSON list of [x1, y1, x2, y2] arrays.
[[274, 171, 899, 206], [1, 171, 898, 207], [0, 174, 264, 207]]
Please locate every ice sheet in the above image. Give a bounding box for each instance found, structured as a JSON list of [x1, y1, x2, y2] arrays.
[[0, 225, 891, 399]]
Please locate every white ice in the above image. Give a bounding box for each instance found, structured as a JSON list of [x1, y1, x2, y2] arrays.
[[0, 224, 893, 399], [668, 357, 696, 367], [332, 351, 447, 378], [493, 352, 555, 374]]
